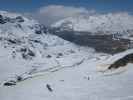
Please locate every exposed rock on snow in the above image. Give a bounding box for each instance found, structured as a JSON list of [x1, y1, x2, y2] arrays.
[[108, 53, 133, 70], [3, 80, 16, 86], [97, 49, 133, 74]]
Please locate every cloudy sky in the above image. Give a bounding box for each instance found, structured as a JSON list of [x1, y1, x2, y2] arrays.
[[0, 0, 133, 25]]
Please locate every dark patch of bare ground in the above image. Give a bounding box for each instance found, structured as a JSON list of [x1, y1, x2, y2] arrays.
[[50, 29, 130, 54], [108, 53, 133, 69]]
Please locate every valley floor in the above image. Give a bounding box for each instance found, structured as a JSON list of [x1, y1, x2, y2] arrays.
[[0, 51, 133, 100]]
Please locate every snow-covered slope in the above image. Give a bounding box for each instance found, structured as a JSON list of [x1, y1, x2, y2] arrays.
[[0, 11, 98, 84], [1, 11, 133, 100], [52, 12, 133, 35], [1, 49, 133, 100], [0, 11, 72, 60]]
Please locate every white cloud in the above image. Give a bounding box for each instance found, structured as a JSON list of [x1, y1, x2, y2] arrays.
[[32, 5, 95, 26]]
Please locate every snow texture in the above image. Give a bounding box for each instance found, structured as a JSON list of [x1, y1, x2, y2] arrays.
[[0, 11, 133, 100]]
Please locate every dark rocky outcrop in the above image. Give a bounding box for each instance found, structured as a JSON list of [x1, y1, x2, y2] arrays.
[[46, 55, 52, 58], [0, 15, 25, 24], [0, 15, 6, 24], [3, 80, 16, 86], [108, 53, 133, 69], [56, 53, 63, 58], [15, 16, 24, 22], [6, 38, 21, 45], [34, 24, 48, 34], [20, 48, 35, 60]]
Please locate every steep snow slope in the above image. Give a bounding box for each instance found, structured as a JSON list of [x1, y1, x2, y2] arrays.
[[0, 11, 98, 85], [52, 13, 133, 35], [0, 11, 71, 60]]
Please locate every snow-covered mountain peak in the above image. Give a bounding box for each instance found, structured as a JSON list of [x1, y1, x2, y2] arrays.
[[0, 11, 71, 60], [0, 11, 21, 18], [0, 11, 42, 37], [52, 12, 133, 35]]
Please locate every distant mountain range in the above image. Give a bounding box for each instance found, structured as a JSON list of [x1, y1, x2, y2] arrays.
[[52, 12, 133, 36]]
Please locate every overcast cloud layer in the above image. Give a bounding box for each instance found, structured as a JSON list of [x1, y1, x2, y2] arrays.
[[31, 5, 95, 26]]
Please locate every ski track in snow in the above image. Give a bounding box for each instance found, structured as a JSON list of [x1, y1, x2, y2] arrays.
[[1, 51, 133, 100]]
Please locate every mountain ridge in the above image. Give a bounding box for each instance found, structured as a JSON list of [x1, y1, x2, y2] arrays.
[[52, 12, 133, 36]]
